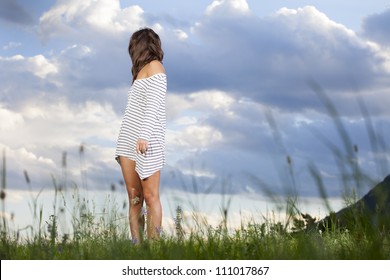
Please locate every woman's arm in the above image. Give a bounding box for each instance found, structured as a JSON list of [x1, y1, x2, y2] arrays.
[[136, 61, 166, 154]]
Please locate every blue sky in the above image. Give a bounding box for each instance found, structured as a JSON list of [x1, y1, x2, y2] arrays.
[[1, 0, 390, 231]]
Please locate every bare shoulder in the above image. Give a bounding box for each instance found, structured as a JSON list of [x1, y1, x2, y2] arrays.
[[147, 60, 165, 77]]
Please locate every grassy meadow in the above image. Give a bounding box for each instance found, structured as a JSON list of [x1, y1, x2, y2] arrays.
[[1, 87, 390, 260], [1, 178, 389, 260]]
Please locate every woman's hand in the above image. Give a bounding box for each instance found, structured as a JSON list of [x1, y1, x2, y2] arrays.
[[136, 139, 149, 155]]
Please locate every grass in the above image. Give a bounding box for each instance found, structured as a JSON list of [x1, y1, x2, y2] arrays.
[[1, 208, 389, 259], [1, 85, 390, 260]]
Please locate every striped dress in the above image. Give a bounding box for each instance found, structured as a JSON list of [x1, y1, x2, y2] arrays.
[[115, 73, 167, 180]]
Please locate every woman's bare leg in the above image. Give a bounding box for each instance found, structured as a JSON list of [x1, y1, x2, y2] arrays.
[[141, 171, 162, 239], [119, 156, 145, 243]]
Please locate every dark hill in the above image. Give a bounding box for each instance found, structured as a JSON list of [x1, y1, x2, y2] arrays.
[[318, 174, 390, 231]]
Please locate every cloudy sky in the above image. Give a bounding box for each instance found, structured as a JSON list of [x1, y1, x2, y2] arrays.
[[1, 0, 390, 230]]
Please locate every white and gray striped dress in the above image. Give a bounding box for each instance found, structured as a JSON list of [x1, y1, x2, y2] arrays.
[[115, 73, 167, 180]]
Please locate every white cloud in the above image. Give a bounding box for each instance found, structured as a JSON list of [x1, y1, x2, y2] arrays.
[[275, 6, 357, 40], [37, 0, 145, 41], [0, 104, 24, 131], [2, 41, 21, 50], [205, 0, 249, 16], [173, 4, 390, 118], [60, 44, 92, 57], [173, 116, 198, 126], [29, 55, 59, 78], [181, 168, 216, 179], [165, 90, 236, 156], [0, 99, 122, 190], [173, 29, 188, 41], [168, 124, 223, 153], [0, 54, 58, 79], [18, 99, 120, 147], [16, 147, 56, 168], [167, 90, 235, 126], [0, 54, 62, 107], [166, 93, 193, 120], [189, 90, 235, 112]]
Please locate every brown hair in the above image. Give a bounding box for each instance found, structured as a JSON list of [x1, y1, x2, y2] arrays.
[[128, 28, 164, 83]]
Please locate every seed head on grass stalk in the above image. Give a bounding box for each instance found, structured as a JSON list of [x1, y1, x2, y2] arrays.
[[175, 205, 185, 240], [79, 143, 88, 190], [219, 175, 233, 235], [1, 149, 7, 235], [23, 169, 45, 240], [60, 151, 67, 191]]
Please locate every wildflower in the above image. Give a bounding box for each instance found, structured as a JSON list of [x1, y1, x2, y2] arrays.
[[131, 196, 140, 206], [156, 226, 163, 236]]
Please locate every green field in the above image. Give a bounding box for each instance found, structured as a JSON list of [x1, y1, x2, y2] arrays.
[[1, 179, 389, 260]]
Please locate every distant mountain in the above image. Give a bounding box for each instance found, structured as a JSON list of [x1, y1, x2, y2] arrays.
[[318, 174, 390, 231]]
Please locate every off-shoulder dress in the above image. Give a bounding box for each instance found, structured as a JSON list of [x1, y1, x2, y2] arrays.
[[115, 73, 167, 180]]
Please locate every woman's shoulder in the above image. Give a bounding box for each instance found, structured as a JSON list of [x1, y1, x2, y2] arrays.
[[146, 60, 165, 77]]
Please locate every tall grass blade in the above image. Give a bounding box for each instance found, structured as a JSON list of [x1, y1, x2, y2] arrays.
[[1, 149, 7, 233], [357, 97, 389, 178]]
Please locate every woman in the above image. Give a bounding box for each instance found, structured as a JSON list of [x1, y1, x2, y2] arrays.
[[115, 28, 167, 243]]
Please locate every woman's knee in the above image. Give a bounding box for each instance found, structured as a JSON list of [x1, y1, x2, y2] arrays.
[[143, 191, 159, 206], [141, 171, 161, 206]]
